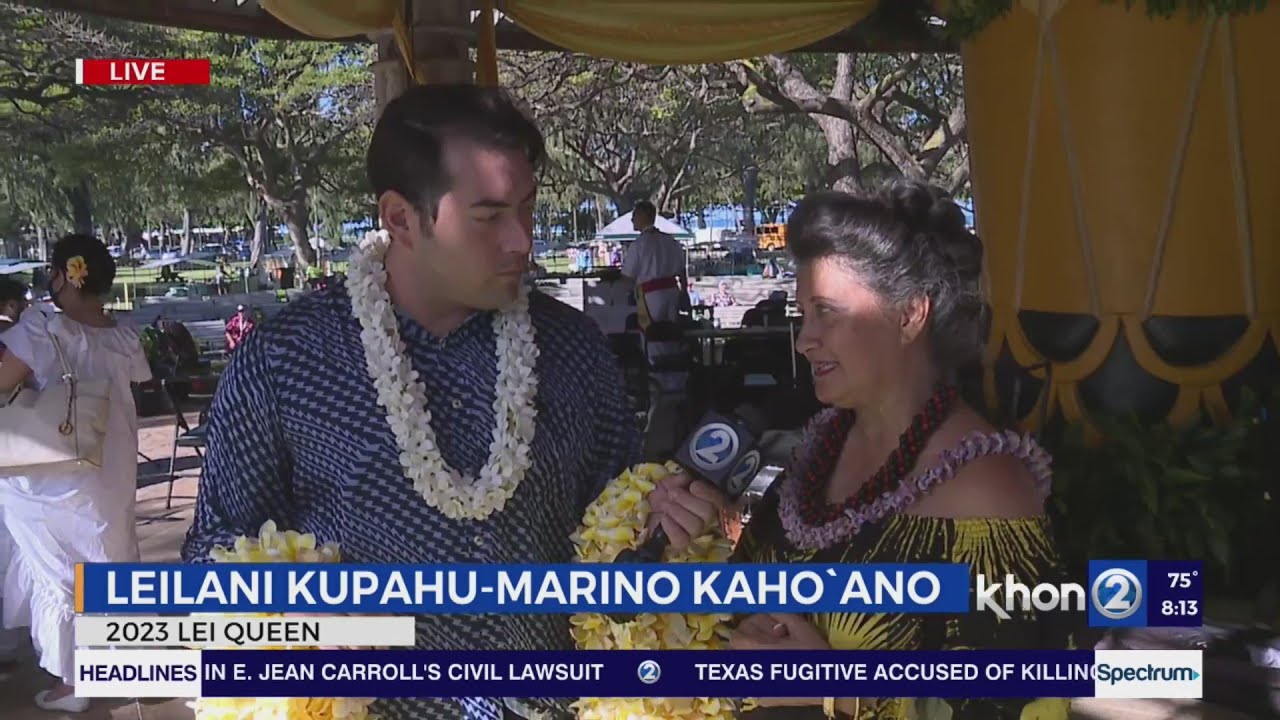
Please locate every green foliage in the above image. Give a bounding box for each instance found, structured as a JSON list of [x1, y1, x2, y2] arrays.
[[505, 50, 968, 229], [1, 7, 969, 257], [153, 32, 373, 263], [0, 6, 371, 264], [943, 0, 1017, 39], [945, 0, 1271, 40], [729, 52, 969, 196], [504, 53, 746, 216], [0, 5, 165, 237], [1046, 387, 1275, 593]]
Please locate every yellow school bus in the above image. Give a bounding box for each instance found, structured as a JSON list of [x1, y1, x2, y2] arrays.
[[756, 223, 786, 250]]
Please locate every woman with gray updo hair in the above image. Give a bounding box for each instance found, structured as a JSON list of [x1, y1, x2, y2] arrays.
[[791, 182, 988, 375], [727, 182, 1076, 719]]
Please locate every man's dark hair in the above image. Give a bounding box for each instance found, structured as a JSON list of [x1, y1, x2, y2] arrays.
[[366, 84, 545, 219], [633, 200, 657, 223], [0, 276, 27, 304]]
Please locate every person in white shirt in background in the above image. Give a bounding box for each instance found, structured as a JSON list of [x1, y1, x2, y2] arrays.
[[620, 200, 688, 458]]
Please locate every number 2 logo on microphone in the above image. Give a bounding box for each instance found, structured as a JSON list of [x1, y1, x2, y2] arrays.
[[689, 423, 740, 471], [725, 450, 761, 496]]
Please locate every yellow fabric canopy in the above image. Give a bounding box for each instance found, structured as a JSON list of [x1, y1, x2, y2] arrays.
[[259, 0, 875, 64], [259, 0, 396, 38], [504, 1, 876, 64]]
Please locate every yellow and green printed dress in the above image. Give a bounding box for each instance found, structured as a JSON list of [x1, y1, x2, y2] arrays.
[[735, 412, 1078, 720]]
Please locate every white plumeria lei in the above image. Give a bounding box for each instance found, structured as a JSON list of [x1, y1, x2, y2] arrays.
[[347, 230, 539, 521]]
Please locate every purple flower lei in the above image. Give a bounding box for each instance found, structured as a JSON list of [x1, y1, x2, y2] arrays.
[[778, 411, 1054, 551]]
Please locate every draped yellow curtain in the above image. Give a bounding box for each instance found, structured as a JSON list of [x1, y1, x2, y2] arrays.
[[260, 1, 876, 66], [260, 0, 499, 86], [504, 0, 875, 63], [259, 0, 396, 38], [966, 2, 1280, 428]]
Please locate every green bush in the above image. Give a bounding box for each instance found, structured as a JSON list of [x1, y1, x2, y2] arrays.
[[1044, 386, 1275, 597]]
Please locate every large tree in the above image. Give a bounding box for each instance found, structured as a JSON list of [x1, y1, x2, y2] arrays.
[[157, 33, 374, 266], [505, 53, 743, 216], [731, 52, 969, 195], [0, 5, 161, 236], [0, 7, 375, 264], [126, 32, 373, 265], [678, 112, 830, 226]]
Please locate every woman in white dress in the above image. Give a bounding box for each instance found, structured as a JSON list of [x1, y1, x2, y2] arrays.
[[0, 276, 32, 673], [0, 233, 150, 712]]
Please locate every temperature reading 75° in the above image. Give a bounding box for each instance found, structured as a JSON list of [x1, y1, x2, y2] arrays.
[[1169, 571, 1199, 589]]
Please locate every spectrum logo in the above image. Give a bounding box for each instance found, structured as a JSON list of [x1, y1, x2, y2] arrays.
[[1093, 650, 1203, 699]]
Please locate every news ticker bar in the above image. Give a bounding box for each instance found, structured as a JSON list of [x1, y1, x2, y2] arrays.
[[73, 649, 1203, 700], [77, 560, 1203, 628], [73, 616, 416, 649]]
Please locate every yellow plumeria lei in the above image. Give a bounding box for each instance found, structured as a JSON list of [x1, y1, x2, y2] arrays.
[[570, 462, 742, 720], [1020, 697, 1071, 720], [189, 521, 376, 720], [65, 255, 88, 288]]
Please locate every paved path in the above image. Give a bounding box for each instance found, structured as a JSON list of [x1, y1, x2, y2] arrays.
[[0, 416, 1258, 720]]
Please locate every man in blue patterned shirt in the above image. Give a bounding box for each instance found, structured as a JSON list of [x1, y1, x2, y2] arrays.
[[183, 85, 726, 720]]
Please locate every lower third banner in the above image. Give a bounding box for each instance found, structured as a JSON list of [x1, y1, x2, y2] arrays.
[[73, 649, 1204, 700]]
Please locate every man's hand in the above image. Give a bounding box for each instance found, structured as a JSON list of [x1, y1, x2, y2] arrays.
[[730, 613, 830, 708], [729, 613, 828, 651], [645, 470, 728, 550]]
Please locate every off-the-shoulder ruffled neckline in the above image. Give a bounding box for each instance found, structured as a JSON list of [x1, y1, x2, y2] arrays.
[[779, 407, 1054, 550]]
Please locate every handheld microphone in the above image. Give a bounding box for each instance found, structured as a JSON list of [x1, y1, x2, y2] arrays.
[[614, 404, 769, 564]]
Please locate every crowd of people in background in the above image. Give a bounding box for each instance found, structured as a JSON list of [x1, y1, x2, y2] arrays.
[[565, 241, 623, 272]]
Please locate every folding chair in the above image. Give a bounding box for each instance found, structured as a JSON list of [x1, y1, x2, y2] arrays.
[[639, 321, 696, 460], [161, 376, 216, 510], [608, 330, 649, 430]]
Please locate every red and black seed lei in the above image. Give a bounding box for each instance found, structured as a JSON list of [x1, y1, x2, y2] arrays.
[[797, 385, 960, 525]]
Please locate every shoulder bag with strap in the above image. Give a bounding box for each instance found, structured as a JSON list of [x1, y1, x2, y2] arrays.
[[0, 320, 111, 477]]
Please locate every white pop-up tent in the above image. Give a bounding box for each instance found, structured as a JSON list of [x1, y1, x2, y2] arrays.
[[594, 212, 694, 242], [0, 260, 45, 275]]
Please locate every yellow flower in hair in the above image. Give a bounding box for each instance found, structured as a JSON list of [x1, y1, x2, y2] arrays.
[[65, 256, 89, 289]]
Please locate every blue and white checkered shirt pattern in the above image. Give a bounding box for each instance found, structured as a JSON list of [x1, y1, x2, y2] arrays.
[[182, 283, 642, 720]]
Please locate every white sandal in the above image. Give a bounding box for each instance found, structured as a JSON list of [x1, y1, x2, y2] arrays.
[[34, 689, 91, 713]]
